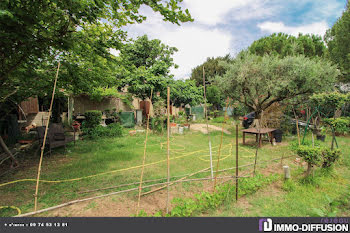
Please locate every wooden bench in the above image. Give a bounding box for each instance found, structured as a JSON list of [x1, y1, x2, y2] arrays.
[[242, 128, 276, 147]]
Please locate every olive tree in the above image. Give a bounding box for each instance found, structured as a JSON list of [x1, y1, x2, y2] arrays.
[[217, 52, 340, 122]]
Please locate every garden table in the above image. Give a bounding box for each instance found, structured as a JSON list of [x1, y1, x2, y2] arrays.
[[242, 128, 276, 147]]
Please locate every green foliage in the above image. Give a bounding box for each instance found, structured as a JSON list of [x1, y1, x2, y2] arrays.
[[150, 117, 166, 134], [311, 195, 340, 217], [170, 79, 203, 107], [190, 55, 231, 86], [169, 174, 278, 217], [120, 35, 178, 100], [323, 117, 350, 135], [249, 33, 326, 58], [82, 123, 123, 140], [296, 145, 323, 167], [217, 52, 339, 117], [325, 2, 350, 81], [0, 0, 193, 104], [89, 87, 122, 102], [212, 116, 226, 123], [206, 85, 224, 110], [292, 143, 342, 169], [289, 139, 320, 151], [84, 110, 102, 128], [322, 149, 342, 168], [282, 180, 296, 192], [309, 92, 350, 118]]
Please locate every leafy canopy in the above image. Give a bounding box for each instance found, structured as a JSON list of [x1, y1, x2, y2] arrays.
[[119, 35, 178, 100], [248, 33, 326, 58], [217, 52, 340, 117], [325, 0, 350, 81], [0, 0, 193, 103]]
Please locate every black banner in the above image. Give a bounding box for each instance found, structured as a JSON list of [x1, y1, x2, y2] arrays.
[[0, 217, 349, 233]]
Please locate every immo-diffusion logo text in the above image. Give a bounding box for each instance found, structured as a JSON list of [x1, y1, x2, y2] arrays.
[[258, 218, 349, 232]]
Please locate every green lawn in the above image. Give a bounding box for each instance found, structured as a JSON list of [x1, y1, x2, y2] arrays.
[[0, 124, 349, 217], [201, 135, 350, 217]]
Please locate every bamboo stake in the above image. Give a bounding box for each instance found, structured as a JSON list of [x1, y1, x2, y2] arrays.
[[253, 121, 261, 176], [203, 67, 214, 180], [34, 62, 60, 211], [166, 87, 170, 214], [235, 124, 239, 201], [136, 89, 153, 214], [213, 97, 229, 191], [292, 107, 301, 145]]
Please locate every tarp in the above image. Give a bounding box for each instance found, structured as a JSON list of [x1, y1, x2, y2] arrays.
[[191, 106, 205, 119], [223, 107, 234, 116], [119, 112, 135, 128]]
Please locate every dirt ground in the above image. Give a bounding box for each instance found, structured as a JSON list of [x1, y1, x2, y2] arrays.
[[190, 124, 231, 135], [40, 160, 289, 217]]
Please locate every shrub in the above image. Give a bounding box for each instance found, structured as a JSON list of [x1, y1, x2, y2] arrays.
[[212, 116, 226, 123], [323, 117, 350, 135], [322, 148, 341, 168], [82, 123, 123, 140], [296, 145, 323, 176], [84, 110, 102, 128], [289, 139, 320, 152], [150, 117, 166, 134]]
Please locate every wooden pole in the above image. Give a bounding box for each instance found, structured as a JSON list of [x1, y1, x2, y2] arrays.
[[213, 97, 229, 191], [203, 67, 214, 180], [34, 62, 61, 211], [293, 107, 301, 145], [235, 124, 239, 201], [136, 89, 153, 214], [166, 87, 170, 214]]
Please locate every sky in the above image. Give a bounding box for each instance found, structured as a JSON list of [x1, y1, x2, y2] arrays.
[[119, 0, 347, 80]]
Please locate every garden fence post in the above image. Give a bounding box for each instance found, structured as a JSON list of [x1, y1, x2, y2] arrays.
[[203, 67, 214, 180], [235, 124, 239, 201], [136, 89, 153, 214], [34, 62, 60, 211], [213, 97, 229, 191], [166, 87, 170, 214]]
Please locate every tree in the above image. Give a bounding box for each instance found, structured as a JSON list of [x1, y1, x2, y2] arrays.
[[170, 79, 203, 107], [325, 0, 350, 82], [0, 0, 193, 104], [206, 85, 224, 110], [249, 33, 326, 58], [217, 52, 340, 120], [0, 0, 192, 166], [119, 35, 178, 101], [190, 55, 231, 86]]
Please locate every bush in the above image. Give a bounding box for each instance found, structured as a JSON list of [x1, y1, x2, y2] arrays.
[[150, 117, 166, 134], [296, 145, 325, 167], [323, 117, 350, 135], [84, 110, 102, 128], [322, 148, 341, 168], [212, 116, 226, 123], [289, 139, 320, 152], [82, 123, 123, 140], [293, 143, 342, 175]]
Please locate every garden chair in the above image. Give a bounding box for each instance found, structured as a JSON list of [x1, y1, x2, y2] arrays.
[[36, 123, 75, 156]]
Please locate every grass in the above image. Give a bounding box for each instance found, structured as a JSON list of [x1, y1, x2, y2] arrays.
[[202, 134, 350, 217], [0, 123, 349, 217]]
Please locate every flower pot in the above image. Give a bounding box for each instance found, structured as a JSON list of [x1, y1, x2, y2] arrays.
[[170, 123, 177, 127], [316, 135, 326, 142]]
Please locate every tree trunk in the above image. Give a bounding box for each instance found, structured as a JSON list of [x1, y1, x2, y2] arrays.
[[0, 135, 18, 167], [306, 163, 312, 176]]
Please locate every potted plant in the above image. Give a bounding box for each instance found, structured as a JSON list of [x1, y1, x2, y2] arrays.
[[316, 126, 326, 141]]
